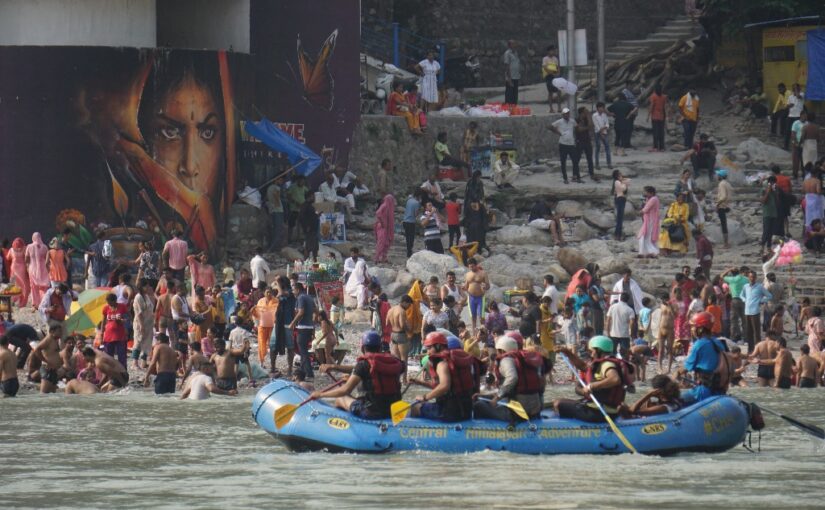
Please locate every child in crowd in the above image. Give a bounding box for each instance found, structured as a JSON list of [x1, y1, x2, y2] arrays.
[[576, 301, 592, 336], [619, 374, 684, 418], [769, 305, 786, 339], [687, 288, 704, 322], [631, 338, 653, 382], [796, 345, 820, 388], [539, 295, 557, 353], [798, 297, 812, 333], [292, 368, 315, 391], [705, 294, 723, 337], [638, 297, 653, 343], [443, 295, 461, 335], [790, 298, 801, 337], [445, 193, 462, 248], [728, 345, 748, 387], [561, 298, 577, 346], [463, 326, 486, 360], [201, 326, 217, 358]]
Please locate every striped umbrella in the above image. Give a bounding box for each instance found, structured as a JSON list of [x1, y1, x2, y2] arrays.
[[65, 288, 112, 336]]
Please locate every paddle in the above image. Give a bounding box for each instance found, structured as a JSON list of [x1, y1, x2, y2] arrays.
[[476, 397, 530, 421], [274, 378, 346, 430], [390, 394, 529, 425], [678, 376, 825, 440], [389, 382, 425, 425], [560, 354, 639, 454]]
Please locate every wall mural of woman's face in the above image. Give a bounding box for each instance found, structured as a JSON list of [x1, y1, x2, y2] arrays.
[[147, 73, 224, 197]]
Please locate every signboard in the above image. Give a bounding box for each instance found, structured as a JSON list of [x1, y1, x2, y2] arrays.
[[470, 146, 493, 177], [558, 29, 588, 66], [319, 212, 347, 244], [314, 280, 344, 314]]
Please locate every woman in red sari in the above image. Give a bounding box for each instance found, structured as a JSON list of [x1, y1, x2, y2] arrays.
[[374, 194, 397, 263], [9, 238, 29, 306]]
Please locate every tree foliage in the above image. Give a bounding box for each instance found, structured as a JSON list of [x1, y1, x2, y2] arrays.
[[702, 0, 824, 33]]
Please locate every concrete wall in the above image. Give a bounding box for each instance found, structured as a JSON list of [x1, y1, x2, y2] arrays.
[[0, 0, 156, 47], [364, 0, 685, 86], [157, 0, 250, 52], [349, 114, 560, 193]]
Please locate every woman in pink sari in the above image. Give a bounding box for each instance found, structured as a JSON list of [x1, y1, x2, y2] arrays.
[[374, 194, 396, 263], [9, 238, 29, 307], [25, 233, 49, 307], [637, 186, 660, 258]]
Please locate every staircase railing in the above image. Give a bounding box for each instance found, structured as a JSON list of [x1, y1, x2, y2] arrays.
[[361, 14, 446, 83]]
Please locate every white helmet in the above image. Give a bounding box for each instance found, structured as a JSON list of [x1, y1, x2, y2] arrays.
[[495, 336, 519, 353]]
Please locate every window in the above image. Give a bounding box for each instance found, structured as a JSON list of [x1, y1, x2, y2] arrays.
[[764, 45, 795, 62]]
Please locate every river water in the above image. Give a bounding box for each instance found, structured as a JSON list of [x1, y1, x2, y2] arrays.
[[2, 384, 824, 509]]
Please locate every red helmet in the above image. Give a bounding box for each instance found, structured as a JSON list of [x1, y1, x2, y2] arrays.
[[505, 331, 524, 349], [690, 311, 714, 330], [423, 332, 448, 348]]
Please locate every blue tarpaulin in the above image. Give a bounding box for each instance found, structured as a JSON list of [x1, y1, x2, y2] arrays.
[[807, 30, 825, 101], [243, 119, 322, 176]]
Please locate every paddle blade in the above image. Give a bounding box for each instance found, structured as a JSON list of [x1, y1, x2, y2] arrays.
[[274, 404, 299, 430], [603, 413, 639, 454], [391, 401, 413, 426], [506, 400, 530, 421], [781, 414, 825, 440]]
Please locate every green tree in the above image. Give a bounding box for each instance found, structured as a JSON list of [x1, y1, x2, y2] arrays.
[[703, 0, 824, 33]]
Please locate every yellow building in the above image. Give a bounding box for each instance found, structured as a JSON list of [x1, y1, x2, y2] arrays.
[[761, 25, 815, 107]]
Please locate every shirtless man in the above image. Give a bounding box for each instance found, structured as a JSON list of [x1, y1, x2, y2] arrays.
[[657, 295, 676, 374], [66, 368, 100, 395], [210, 338, 248, 392], [0, 334, 20, 397], [728, 346, 748, 387], [773, 338, 794, 389], [180, 341, 208, 388], [60, 336, 78, 380], [81, 347, 129, 391], [796, 345, 820, 388], [749, 332, 780, 387], [180, 362, 236, 400], [463, 258, 490, 332], [386, 296, 412, 384], [32, 324, 64, 393], [145, 334, 179, 394], [156, 279, 177, 341]]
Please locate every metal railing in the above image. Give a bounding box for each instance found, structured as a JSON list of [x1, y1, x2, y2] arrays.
[[361, 14, 445, 83]]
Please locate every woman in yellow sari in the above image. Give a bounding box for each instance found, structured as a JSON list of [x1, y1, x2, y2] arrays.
[[659, 192, 691, 255], [406, 279, 424, 357], [386, 81, 423, 135]]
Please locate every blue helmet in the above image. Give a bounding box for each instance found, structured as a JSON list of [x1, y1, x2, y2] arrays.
[[446, 335, 462, 350], [716, 169, 728, 179], [361, 330, 382, 349]]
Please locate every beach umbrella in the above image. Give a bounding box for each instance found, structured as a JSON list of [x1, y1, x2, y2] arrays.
[[65, 287, 111, 336]]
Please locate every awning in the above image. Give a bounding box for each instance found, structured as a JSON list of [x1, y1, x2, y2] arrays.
[[243, 119, 322, 176]]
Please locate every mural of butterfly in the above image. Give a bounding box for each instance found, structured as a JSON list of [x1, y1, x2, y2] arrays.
[[297, 29, 338, 111]]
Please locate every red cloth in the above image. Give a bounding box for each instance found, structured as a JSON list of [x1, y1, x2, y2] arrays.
[[102, 303, 129, 343], [775, 174, 792, 194], [373, 194, 397, 263], [566, 269, 592, 299], [445, 201, 461, 226], [47, 291, 67, 321], [649, 93, 668, 121]]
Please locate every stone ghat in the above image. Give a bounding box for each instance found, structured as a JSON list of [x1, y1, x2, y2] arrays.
[[349, 114, 562, 193]]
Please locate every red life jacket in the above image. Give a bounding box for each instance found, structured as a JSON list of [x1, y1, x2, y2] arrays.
[[428, 349, 481, 397], [358, 352, 404, 397], [495, 350, 544, 395], [585, 357, 633, 409]]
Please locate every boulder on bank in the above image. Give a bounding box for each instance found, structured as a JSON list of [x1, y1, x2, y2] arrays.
[[556, 200, 584, 218], [406, 251, 466, 280], [583, 210, 615, 231], [596, 255, 630, 276], [543, 263, 571, 284], [370, 267, 398, 287], [703, 218, 749, 246], [734, 137, 790, 165], [490, 225, 552, 245], [557, 247, 588, 275]]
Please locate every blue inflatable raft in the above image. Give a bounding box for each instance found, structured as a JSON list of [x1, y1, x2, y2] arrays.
[[252, 380, 750, 455]]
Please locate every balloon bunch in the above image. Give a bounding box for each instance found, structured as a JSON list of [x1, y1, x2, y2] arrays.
[[776, 240, 803, 267]]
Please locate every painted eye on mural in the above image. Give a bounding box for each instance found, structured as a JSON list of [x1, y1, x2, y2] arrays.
[[160, 126, 182, 141], [200, 127, 216, 141]]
